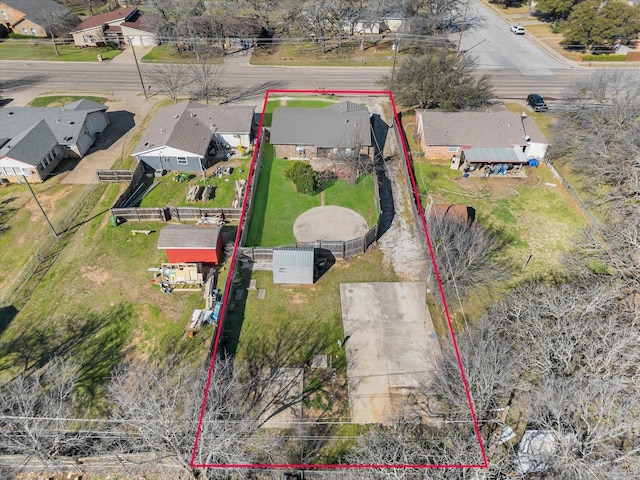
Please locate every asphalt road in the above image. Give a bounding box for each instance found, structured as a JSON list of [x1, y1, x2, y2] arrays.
[[0, 0, 638, 106]]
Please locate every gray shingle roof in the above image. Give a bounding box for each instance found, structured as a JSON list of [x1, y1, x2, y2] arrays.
[[270, 101, 372, 148], [416, 110, 548, 147], [132, 101, 256, 156], [0, 101, 108, 163], [2, 0, 68, 20], [157, 224, 221, 249], [0, 119, 58, 165]]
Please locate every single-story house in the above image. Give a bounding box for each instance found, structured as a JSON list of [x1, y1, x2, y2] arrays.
[[119, 11, 159, 46], [0, 0, 70, 37], [343, 13, 406, 35], [272, 247, 315, 285], [0, 99, 109, 182], [269, 101, 372, 160], [414, 110, 548, 160], [131, 101, 257, 174], [157, 224, 224, 265], [71, 6, 140, 47]]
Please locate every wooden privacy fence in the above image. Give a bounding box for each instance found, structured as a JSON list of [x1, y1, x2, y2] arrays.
[[238, 226, 378, 262], [110, 207, 167, 222], [109, 206, 242, 223], [111, 162, 147, 208], [166, 206, 242, 222], [96, 169, 135, 182]]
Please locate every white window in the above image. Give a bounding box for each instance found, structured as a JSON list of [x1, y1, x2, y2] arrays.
[[0, 167, 5, 175], [448, 146, 459, 152], [31, 28, 37, 36], [177, 157, 188, 165], [1, 11, 8, 21], [22, 28, 28, 35], [22, 168, 31, 175], [345, 148, 353, 153]]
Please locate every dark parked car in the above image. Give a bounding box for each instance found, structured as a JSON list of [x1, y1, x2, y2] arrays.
[[526, 94, 548, 112]]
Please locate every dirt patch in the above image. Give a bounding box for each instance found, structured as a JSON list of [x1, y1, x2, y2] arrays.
[[80, 264, 109, 286], [23, 185, 75, 221], [453, 172, 543, 199]]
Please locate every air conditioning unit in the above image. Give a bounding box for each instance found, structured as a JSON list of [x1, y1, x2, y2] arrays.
[[296, 146, 305, 155]]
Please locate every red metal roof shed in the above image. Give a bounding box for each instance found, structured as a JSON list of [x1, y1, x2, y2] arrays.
[[157, 224, 223, 265]]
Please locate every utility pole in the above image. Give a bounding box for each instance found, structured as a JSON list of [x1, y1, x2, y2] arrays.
[[456, 5, 468, 56], [22, 176, 58, 240], [129, 36, 148, 99], [391, 33, 400, 85]]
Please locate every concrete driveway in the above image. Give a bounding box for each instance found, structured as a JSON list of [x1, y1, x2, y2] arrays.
[[340, 282, 441, 424], [62, 94, 158, 184]]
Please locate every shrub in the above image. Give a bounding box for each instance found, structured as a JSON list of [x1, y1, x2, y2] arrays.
[[581, 54, 627, 62], [284, 161, 319, 194]]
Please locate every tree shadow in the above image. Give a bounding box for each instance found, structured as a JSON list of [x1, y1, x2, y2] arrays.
[[220, 80, 287, 103], [0, 75, 49, 93], [0, 303, 134, 405]]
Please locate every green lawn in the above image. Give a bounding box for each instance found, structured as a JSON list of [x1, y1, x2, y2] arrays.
[[29, 96, 107, 107], [323, 174, 378, 227], [0, 40, 122, 61], [261, 97, 338, 127], [245, 146, 321, 246], [141, 44, 224, 64], [139, 158, 251, 208], [411, 160, 589, 281], [0, 181, 212, 399]]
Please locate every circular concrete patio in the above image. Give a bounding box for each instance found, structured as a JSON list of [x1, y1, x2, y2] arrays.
[[293, 206, 369, 242]]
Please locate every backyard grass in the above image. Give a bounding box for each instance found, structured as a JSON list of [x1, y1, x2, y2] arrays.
[[0, 40, 122, 61], [323, 174, 378, 227], [411, 160, 589, 281], [139, 158, 252, 208], [0, 179, 213, 400], [28, 95, 107, 107], [245, 147, 321, 246], [262, 96, 338, 127]]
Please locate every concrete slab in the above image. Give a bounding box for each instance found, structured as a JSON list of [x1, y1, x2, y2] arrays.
[[293, 206, 369, 242], [340, 282, 441, 424], [259, 367, 304, 428]]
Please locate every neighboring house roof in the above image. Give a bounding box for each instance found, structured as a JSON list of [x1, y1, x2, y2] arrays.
[[157, 224, 222, 249], [132, 101, 256, 157], [72, 6, 136, 33], [416, 110, 548, 146], [1, 0, 68, 20], [0, 101, 108, 164], [0, 119, 58, 165], [461, 146, 528, 164], [428, 204, 474, 224], [270, 101, 372, 148], [120, 12, 159, 34]]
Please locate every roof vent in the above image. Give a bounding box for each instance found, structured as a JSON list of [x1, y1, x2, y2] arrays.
[[173, 114, 179, 119], [160, 128, 165, 133], [7, 111, 14, 115], [56, 118, 61, 123], [69, 121, 75, 125], [190, 113, 196, 117]]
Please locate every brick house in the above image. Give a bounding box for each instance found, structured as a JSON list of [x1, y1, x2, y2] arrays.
[[0, 0, 69, 37]]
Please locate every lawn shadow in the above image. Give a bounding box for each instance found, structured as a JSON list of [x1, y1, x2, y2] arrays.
[[375, 156, 396, 239], [218, 267, 251, 357], [0, 303, 134, 403]]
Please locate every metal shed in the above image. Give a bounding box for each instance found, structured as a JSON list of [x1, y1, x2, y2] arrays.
[[272, 247, 315, 285]]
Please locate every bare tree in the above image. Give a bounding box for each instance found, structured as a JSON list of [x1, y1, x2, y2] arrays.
[[144, 63, 192, 102], [0, 358, 92, 472], [190, 61, 223, 104], [425, 210, 509, 306], [35, 11, 79, 56]]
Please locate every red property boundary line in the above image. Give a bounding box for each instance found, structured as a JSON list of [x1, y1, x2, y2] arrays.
[[191, 89, 488, 470]]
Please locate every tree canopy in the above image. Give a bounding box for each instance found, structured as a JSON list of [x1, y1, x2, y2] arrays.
[[561, 0, 640, 46], [379, 48, 493, 110]]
